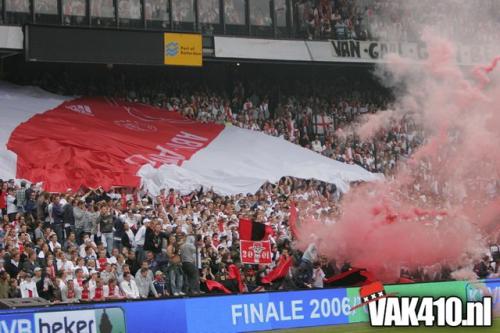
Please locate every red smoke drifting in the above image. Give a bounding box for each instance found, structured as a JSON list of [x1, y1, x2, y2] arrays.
[[296, 34, 500, 282]]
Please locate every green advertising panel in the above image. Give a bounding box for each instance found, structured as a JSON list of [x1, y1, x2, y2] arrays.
[[347, 280, 469, 323]]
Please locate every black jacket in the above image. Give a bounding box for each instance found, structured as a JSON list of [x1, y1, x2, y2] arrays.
[[4, 260, 21, 278], [121, 232, 132, 250], [63, 204, 75, 226], [144, 229, 166, 254], [98, 214, 114, 233]]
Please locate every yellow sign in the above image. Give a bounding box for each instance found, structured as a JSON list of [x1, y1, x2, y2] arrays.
[[164, 33, 202, 67]]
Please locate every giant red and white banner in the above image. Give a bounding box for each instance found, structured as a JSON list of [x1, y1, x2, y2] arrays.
[[240, 240, 272, 265], [0, 82, 381, 194]]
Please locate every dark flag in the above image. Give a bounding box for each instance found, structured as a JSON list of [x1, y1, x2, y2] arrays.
[[323, 268, 375, 287]]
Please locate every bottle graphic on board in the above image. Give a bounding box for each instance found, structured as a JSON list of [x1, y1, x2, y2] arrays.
[[99, 309, 113, 333]]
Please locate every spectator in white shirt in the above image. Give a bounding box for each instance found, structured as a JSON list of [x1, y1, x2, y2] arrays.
[[103, 278, 123, 300], [120, 272, 140, 299], [135, 219, 150, 264], [311, 137, 325, 153], [20, 274, 38, 298], [61, 278, 80, 303], [6, 189, 17, 221], [48, 234, 61, 253], [312, 262, 325, 288]]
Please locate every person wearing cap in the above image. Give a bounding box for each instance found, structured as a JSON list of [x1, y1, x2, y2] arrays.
[[153, 271, 169, 297], [33, 267, 43, 282]]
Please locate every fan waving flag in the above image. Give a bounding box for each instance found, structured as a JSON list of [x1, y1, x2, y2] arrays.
[[323, 268, 375, 287], [0, 82, 381, 195], [261, 256, 293, 284]]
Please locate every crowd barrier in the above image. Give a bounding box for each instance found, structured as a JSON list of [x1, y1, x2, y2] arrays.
[[0, 279, 495, 333]]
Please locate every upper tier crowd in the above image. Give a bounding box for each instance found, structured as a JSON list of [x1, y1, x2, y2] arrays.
[[0, 72, 498, 303], [3, 0, 500, 43], [296, 0, 500, 42]]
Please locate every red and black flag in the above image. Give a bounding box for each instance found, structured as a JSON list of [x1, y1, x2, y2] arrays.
[[323, 268, 375, 287], [261, 256, 293, 284], [205, 279, 232, 294], [239, 218, 273, 241]]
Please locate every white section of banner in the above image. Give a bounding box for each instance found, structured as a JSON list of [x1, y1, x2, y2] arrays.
[[0, 83, 68, 180], [214, 37, 311, 61], [0, 26, 23, 50], [138, 125, 382, 195], [214, 37, 495, 66]]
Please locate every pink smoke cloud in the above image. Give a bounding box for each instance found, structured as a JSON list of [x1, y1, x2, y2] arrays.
[[295, 32, 500, 283]]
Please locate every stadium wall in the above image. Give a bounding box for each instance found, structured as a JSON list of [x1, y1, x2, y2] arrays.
[[0, 279, 496, 333]]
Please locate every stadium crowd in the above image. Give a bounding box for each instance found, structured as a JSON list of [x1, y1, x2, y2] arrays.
[[295, 0, 500, 42], [0, 68, 498, 303], [4, 0, 500, 43]]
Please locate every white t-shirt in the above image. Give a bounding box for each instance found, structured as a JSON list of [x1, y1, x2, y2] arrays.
[[20, 280, 39, 298], [313, 268, 325, 288], [6, 195, 17, 214]]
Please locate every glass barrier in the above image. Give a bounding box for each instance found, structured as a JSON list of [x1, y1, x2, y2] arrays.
[[224, 0, 246, 35], [0, 0, 298, 38], [63, 0, 87, 25], [5, 0, 30, 25], [91, 0, 116, 26], [35, 0, 58, 24], [198, 0, 219, 24], [145, 0, 169, 29], [224, 0, 245, 25], [118, 0, 142, 27], [250, 0, 272, 37], [249, 0, 271, 26], [172, 0, 194, 31], [274, 0, 286, 27], [198, 0, 221, 35]]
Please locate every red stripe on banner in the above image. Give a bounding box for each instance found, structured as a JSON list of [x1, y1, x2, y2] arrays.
[[7, 98, 224, 192], [238, 218, 253, 241]]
